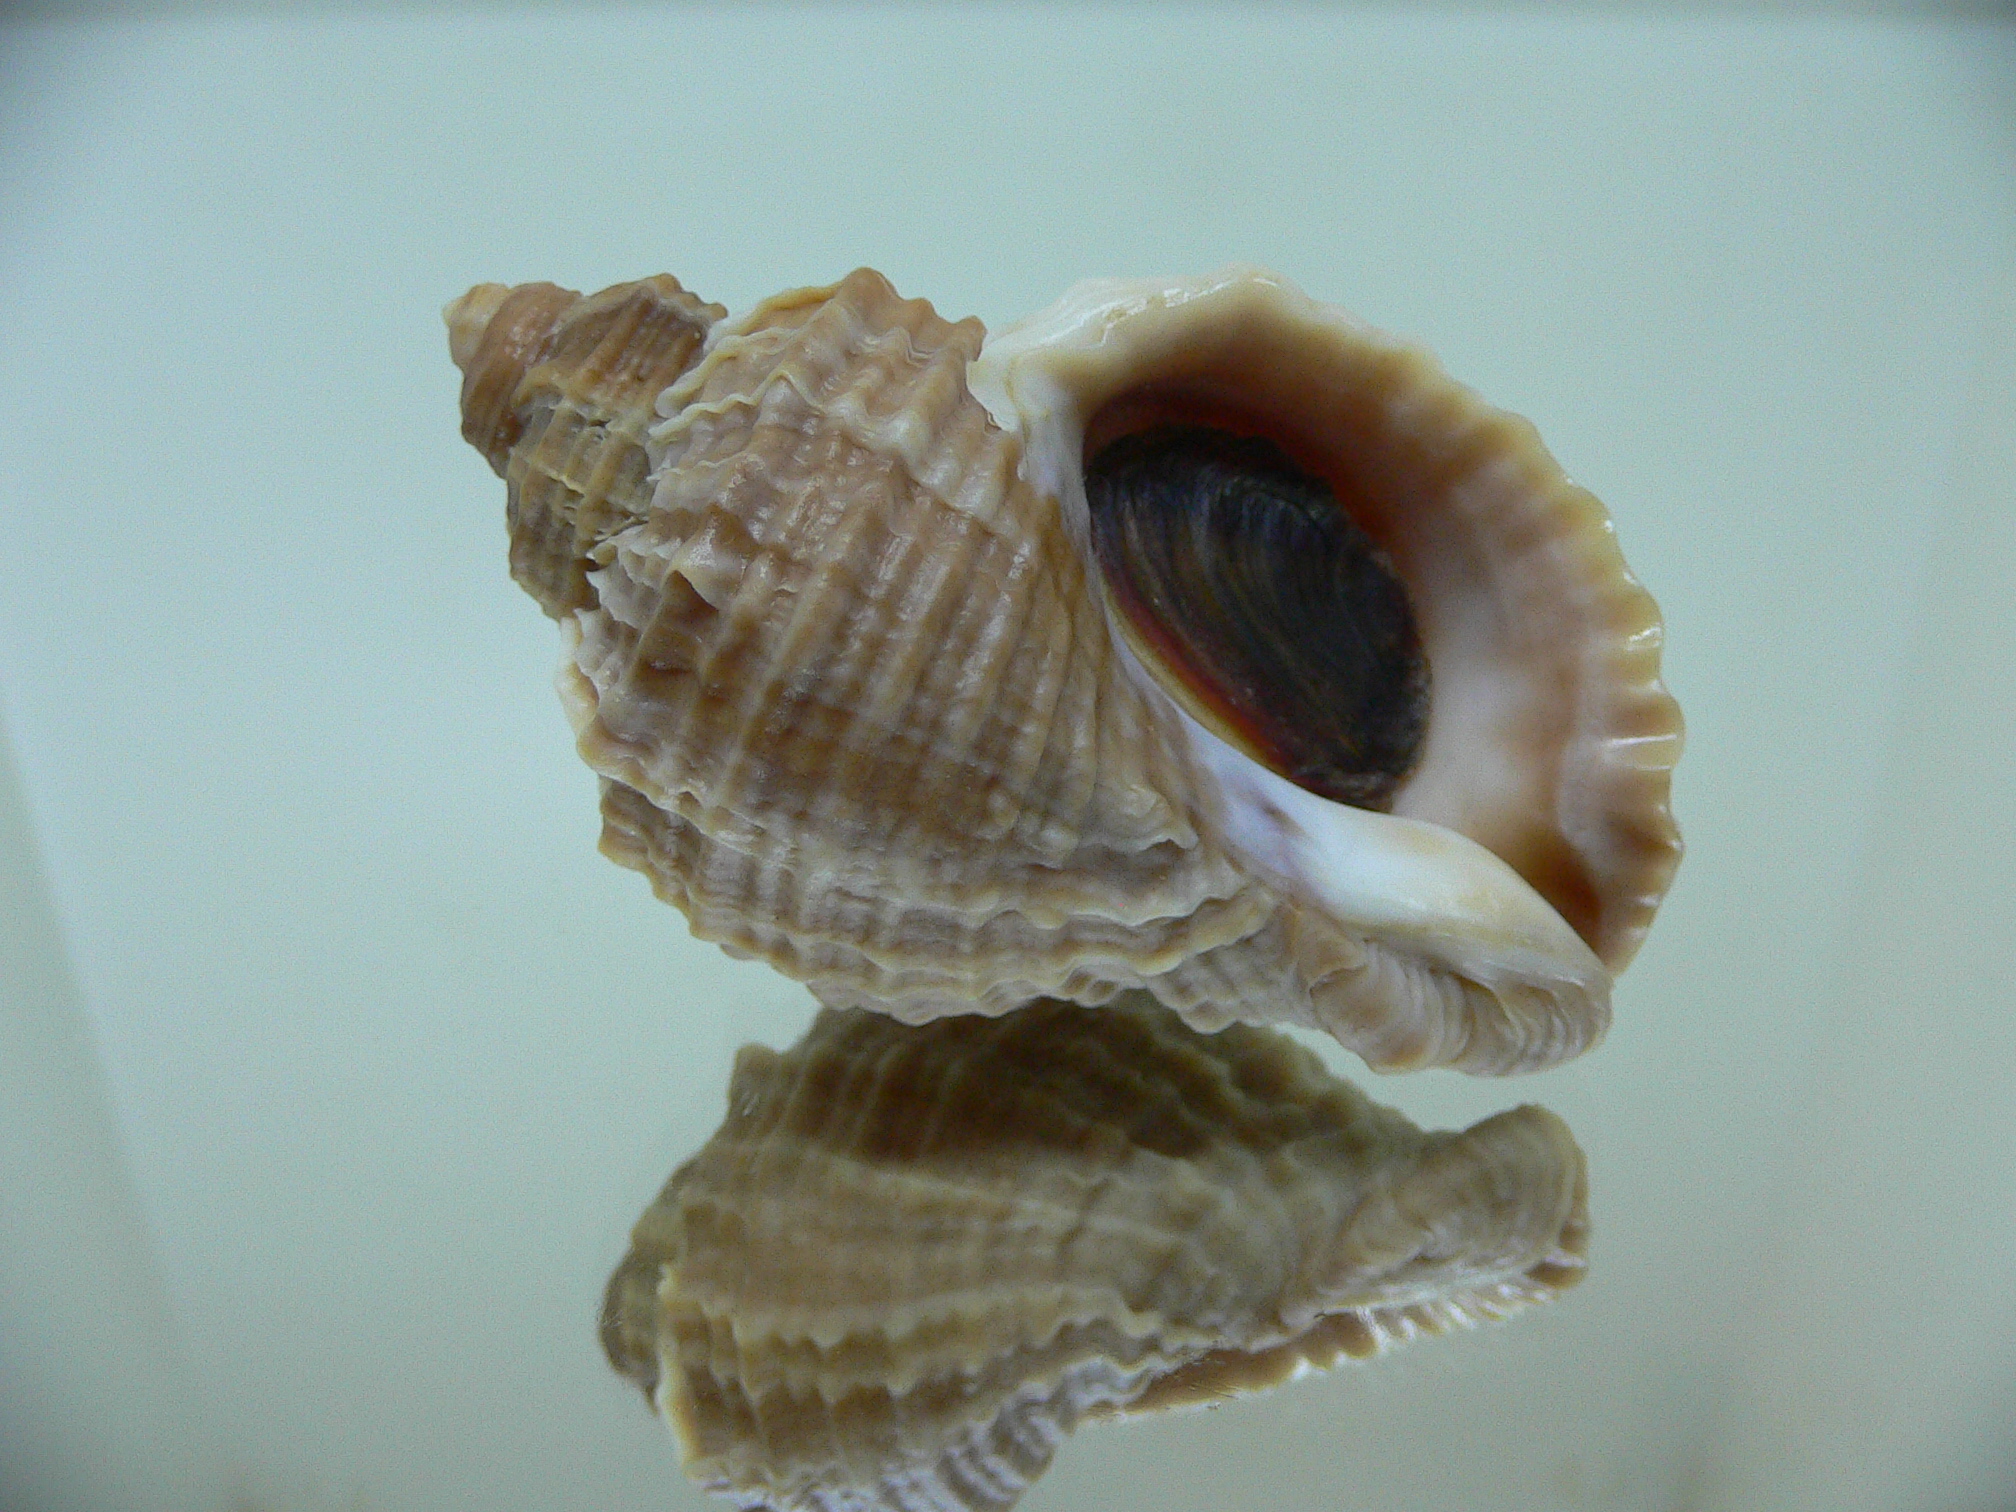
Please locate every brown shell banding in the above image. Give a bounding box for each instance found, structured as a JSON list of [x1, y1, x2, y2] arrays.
[[557, 272, 1273, 1005], [603, 996, 1589, 1512], [449, 266, 1674, 1073], [447, 275, 723, 617], [969, 267, 1682, 971]]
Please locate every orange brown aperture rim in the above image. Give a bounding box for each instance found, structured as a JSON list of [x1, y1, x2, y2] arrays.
[[976, 269, 1682, 972]]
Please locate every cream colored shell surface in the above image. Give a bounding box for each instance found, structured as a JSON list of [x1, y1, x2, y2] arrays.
[[447, 267, 1681, 1073], [602, 995, 1589, 1512]]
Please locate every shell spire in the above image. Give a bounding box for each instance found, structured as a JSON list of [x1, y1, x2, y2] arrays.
[[447, 274, 723, 616]]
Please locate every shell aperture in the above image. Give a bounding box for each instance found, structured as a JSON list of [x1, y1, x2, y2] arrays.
[[603, 995, 1589, 1512], [971, 269, 1683, 975], [1084, 423, 1430, 811]]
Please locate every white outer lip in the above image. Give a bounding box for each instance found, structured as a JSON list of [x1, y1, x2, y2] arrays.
[[1179, 704, 1609, 1010]]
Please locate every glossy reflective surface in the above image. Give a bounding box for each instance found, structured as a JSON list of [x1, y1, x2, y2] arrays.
[[1, 10, 2012, 1512]]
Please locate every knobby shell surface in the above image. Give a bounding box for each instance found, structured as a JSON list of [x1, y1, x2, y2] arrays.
[[602, 995, 1590, 1512], [446, 266, 1681, 1073]]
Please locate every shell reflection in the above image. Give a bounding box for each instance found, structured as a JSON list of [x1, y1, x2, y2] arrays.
[[602, 996, 1588, 1512]]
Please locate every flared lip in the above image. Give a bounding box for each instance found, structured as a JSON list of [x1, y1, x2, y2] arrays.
[[969, 266, 1683, 978]]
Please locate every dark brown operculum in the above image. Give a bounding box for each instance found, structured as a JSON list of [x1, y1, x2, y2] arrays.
[[449, 276, 723, 618], [1084, 425, 1429, 811]]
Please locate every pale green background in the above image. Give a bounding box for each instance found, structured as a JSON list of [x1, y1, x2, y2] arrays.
[[2, 6, 2013, 1512]]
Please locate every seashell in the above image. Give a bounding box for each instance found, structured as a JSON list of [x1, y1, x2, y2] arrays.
[[601, 994, 1590, 1512], [446, 266, 1680, 1073]]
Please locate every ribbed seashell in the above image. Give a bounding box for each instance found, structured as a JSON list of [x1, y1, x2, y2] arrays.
[[601, 995, 1589, 1512], [446, 267, 1681, 1073], [450, 274, 724, 615]]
